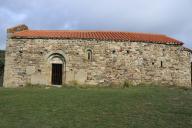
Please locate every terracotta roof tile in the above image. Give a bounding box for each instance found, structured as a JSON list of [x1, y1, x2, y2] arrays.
[[11, 30, 183, 45]]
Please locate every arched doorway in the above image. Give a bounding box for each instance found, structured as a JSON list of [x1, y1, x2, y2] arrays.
[[48, 54, 65, 85]]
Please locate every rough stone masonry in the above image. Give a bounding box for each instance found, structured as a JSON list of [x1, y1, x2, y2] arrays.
[[3, 25, 192, 87]]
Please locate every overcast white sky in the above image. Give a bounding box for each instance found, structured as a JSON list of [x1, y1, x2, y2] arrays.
[[0, 0, 192, 49]]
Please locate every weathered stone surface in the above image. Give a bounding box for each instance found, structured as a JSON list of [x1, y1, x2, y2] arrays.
[[3, 38, 192, 87]]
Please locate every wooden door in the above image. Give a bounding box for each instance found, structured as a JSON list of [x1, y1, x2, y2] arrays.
[[52, 64, 62, 85]]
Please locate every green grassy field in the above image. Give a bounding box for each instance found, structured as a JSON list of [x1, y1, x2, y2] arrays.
[[0, 86, 192, 128]]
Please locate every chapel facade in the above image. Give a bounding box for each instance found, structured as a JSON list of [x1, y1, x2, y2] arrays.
[[3, 25, 192, 87]]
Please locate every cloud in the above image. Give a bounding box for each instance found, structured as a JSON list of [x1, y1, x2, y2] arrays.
[[0, 0, 192, 49], [0, 8, 27, 25], [0, 7, 27, 48]]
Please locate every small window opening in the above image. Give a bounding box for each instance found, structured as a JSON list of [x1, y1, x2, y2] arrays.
[[87, 49, 92, 61], [161, 61, 163, 67], [152, 62, 155, 65], [126, 50, 130, 54]]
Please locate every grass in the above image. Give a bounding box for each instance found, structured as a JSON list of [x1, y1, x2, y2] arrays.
[[0, 86, 192, 128]]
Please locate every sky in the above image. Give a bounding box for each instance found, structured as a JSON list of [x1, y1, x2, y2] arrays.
[[0, 0, 192, 49]]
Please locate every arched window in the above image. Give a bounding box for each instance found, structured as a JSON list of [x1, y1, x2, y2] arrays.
[[87, 49, 92, 61]]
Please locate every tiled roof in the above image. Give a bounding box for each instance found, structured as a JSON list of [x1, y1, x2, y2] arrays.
[[11, 30, 183, 45]]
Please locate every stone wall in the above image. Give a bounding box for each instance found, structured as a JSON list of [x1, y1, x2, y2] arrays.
[[3, 38, 192, 87]]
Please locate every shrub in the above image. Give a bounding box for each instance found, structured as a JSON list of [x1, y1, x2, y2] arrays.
[[0, 59, 4, 69]]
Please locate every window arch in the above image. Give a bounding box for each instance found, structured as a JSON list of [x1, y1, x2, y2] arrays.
[[87, 49, 93, 61]]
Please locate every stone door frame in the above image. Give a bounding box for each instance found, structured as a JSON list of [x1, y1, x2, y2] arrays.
[[47, 51, 66, 86]]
